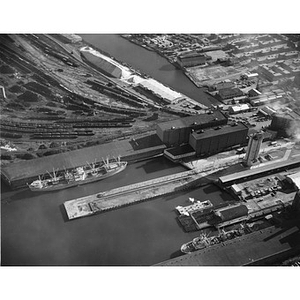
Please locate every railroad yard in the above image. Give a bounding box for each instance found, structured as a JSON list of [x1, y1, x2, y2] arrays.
[[0, 34, 202, 165], [1, 32, 300, 271]]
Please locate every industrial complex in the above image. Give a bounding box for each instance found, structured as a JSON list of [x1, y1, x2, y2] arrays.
[[1, 33, 300, 267]]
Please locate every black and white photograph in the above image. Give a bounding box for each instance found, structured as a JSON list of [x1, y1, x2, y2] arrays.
[[1, 1, 299, 299]]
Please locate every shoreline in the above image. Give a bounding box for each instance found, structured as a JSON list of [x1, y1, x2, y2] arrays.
[[121, 35, 207, 89]]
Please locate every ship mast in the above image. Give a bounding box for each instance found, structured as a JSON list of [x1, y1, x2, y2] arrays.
[[47, 168, 59, 181]]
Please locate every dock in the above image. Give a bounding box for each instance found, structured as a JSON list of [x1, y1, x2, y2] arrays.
[[64, 168, 222, 220], [156, 223, 300, 266]]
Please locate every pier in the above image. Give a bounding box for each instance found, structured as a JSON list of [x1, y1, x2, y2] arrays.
[[64, 167, 222, 220]]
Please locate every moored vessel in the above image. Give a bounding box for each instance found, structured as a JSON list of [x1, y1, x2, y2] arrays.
[[28, 156, 127, 192], [180, 224, 253, 254]]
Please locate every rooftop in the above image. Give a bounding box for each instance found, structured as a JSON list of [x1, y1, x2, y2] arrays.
[[178, 51, 206, 59], [219, 156, 300, 185], [215, 204, 248, 221], [1, 134, 165, 183], [157, 110, 227, 131], [138, 78, 182, 103], [191, 122, 248, 140], [219, 88, 243, 97]]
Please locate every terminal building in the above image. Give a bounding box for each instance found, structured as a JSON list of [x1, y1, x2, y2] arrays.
[[189, 123, 249, 157], [157, 110, 250, 161], [156, 110, 227, 147]]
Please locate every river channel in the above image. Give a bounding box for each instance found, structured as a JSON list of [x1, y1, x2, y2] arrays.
[[80, 34, 220, 107], [1, 35, 230, 266], [1, 156, 232, 266]]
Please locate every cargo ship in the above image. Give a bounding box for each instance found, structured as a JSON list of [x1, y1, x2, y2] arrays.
[[181, 224, 253, 254], [28, 156, 127, 192]]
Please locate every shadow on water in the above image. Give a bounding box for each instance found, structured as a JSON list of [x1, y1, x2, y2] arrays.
[[1, 188, 30, 203], [159, 64, 178, 72], [169, 249, 185, 259], [202, 184, 221, 194], [202, 184, 233, 202], [7, 188, 51, 202], [1, 179, 12, 193], [174, 216, 191, 234], [136, 157, 180, 174], [163, 190, 188, 202], [59, 203, 70, 223]]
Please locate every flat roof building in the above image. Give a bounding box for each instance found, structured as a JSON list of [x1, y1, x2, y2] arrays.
[[1, 134, 166, 189], [156, 110, 227, 147], [219, 88, 244, 100], [177, 51, 209, 67], [219, 157, 300, 186], [228, 104, 250, 114], [215, 204, 248, 222], [189, 123, 249, 157]]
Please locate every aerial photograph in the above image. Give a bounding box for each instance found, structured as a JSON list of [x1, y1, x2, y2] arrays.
[[1, 0, 300, 297], [1, 32, 300, 268]]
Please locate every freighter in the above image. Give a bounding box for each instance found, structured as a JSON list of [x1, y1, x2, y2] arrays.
[[28, 156, 127, 192]]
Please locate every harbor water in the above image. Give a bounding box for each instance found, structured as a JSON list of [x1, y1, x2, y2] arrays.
[[1, 156, 232, 266], [80, 34, 220, 107], [1, 35, 229, 265]]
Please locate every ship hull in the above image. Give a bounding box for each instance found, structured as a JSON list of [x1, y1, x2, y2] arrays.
[[29, 162, 127, 192]]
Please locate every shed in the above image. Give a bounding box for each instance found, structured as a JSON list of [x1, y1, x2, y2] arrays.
[[215, 205, 248, 221]]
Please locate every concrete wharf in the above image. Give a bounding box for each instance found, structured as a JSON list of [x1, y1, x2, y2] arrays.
[[64, 167, 222, 220], [157, 223, 300, 266]]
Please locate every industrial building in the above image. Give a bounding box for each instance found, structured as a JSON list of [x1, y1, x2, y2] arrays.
[[189, 123, 249, 157], [219, 156, 300, 186], [213, 80, 235, 91], [156, 110, 227, 147], [214, 204, 249, 223], [80, 47, 124, 79], [248, 88, 262, 98], [219, 88, 244, 100], [244, 131, 263, 166], [134, 79, 183, 105], [228, 103, 251, 114], [1, 134, 166, 189], [177, 51, 209, 67], [270, 112, 300, 137]]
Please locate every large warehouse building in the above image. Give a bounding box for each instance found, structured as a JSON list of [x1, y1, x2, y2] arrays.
[[189, 123, 249, 157], [156, 110, 227, 147], [1, 134, 166, 189], [80, 46, 125, 79]]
